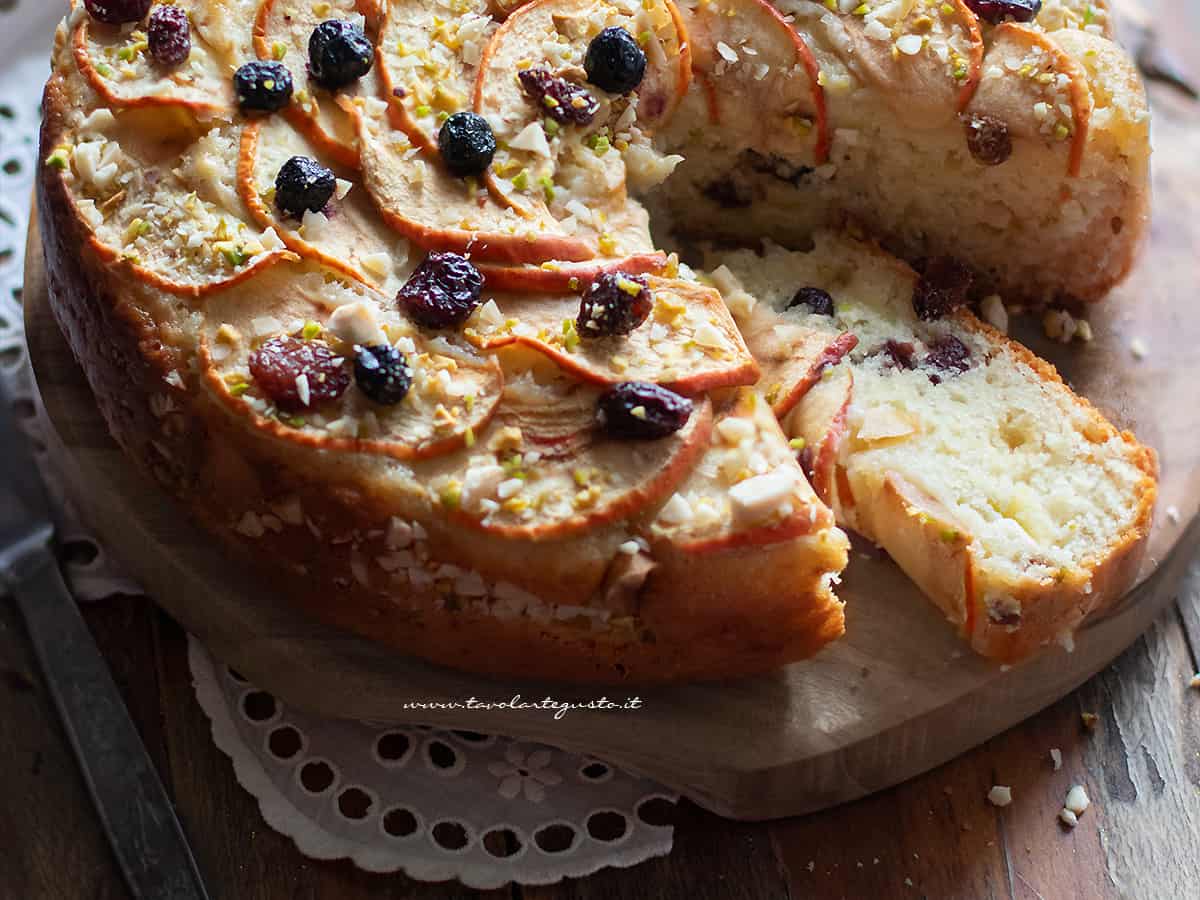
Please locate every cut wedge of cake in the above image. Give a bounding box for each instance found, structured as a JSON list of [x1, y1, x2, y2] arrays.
[[711, 230, 1157, 660]]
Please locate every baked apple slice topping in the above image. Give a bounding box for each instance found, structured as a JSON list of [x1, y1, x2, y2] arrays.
[[376, 0, 499, 154], [345, 93, 595, 263], [414, 365, 712, 538], [200, 268, 504, 460], [681, 0, 828, 162], [73, 0, 234, 116], [463, 276, 759, 392], [56, 123, 295, 295], [642, 388, 833, 552], [966, 22, 1091, 175], [237, 116, 413, 291], [252, 0, 376, 167], [474, 0, 690, 238]]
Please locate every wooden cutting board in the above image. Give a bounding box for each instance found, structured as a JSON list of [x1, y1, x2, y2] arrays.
[[22, 83, 1200, 823]]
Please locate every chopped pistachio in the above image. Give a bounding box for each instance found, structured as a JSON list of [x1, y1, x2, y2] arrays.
[[45, 149, 70, 170], [272, 41, 287, 60], [301, 320, 322, 340], [788, 437, 806, 451]]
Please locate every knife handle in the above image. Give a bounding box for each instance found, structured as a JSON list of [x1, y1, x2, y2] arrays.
[[11, 545, 210, 900]]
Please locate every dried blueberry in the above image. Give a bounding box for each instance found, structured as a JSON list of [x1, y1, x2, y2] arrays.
[[249, 336, 350, 411], [964, 114, 1012, 166], [787, 286, 834, 316], [234, 60, 294, 114], [308, 19, 373, 89], [924, 335, 972, 383], [964, 0, 1042, 24], [396, 252, 483, 329], [437, 111, 496, 177], [147, 5, 190, 67], [274, 156, 335, 219], [518, 68, 599, 126], [577, 273, 652, 337], [584, 27, 647, 95], [597, 382, 692, 440], [354, 344, 412, 405], [701, 176, 752, 209], [912, 257, 973, 321], [84, 0, 152, 25]]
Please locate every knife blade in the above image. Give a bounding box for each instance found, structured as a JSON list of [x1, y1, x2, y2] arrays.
[[0, 384, 210, 900]]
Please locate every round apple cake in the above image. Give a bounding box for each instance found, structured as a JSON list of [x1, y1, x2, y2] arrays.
[[38, 0, 1155, 680]]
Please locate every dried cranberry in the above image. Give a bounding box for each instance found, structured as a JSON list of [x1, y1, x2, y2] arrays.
[[585, 27, 646, 95], [964, 0, 1042, 24], [912, 258, 973, 321], [964, 114, 1012, 166], [248, 336, 351, 411], [880, 339, 916, 370], [84, 0, 152, 25], [577, 273, 652, 338], [146, 5, 190, 66], [787, 286, 834, 316], [396, 252, 483, 329], [924, 335, 972, 383], [597, 382, 692, 440], [518, 68, 599, 126]]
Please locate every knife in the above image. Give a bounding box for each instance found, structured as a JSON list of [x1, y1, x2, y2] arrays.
[[0, 383, 210, 900]]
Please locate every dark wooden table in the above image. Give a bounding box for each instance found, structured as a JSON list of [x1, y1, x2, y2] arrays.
[[1, 558, 1198, 899], [6, 2, 1200, 897]]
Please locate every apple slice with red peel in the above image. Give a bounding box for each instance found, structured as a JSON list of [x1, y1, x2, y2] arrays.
[[794, 0, 983, 125], [634, 388, 848, 652], [464, 276, 759, 392], [781, 361, 853, 510], [200, 266, 504, 461], [72, 7, 233, 117], [375, 0, 499, 155], [642, 388, 836, 553], [474, 0, 690, 224], [966, 23, 1091, 176], [738, 300, 858, 418], [253, 0, 376, 169], [238, 116, 413, 292], [345, 93, 595, 263], [475, 251, 665, 293], [681, 0, 828, 163], [59, 123, 296, 297], [413, 365, 713, 539]]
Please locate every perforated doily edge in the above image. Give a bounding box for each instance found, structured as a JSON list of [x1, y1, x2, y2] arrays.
[[188, 639, 676, 888]]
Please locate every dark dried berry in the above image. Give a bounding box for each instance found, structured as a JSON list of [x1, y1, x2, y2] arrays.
[[964, 0, 1042, 24], [924, 335, 972, 383], [518, 67, 600, 125], [84, 0, 151, 25], [701, 176, 752, 209], [249, 336, 350, 411], [964, 114, 1012, 166], [577, 272, 652, 337], [585, 27, 646, 95], [787, 286, 834, 316], [597, 381, 692, 440], [308, 19, 373, 89], [274, 156, 335, 218], [397, 252, 483, 329], [147, 5, 190, 66], [437, 111, 496, 177], [912, 257, 973, 321], [881, 339, 916, 370], [234, 60, 294, 114], [354, 344, 412, 405]]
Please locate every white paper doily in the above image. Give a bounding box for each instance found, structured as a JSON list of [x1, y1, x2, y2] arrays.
[[0, 2, 679, 885], [190, 640, 678, 888]]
